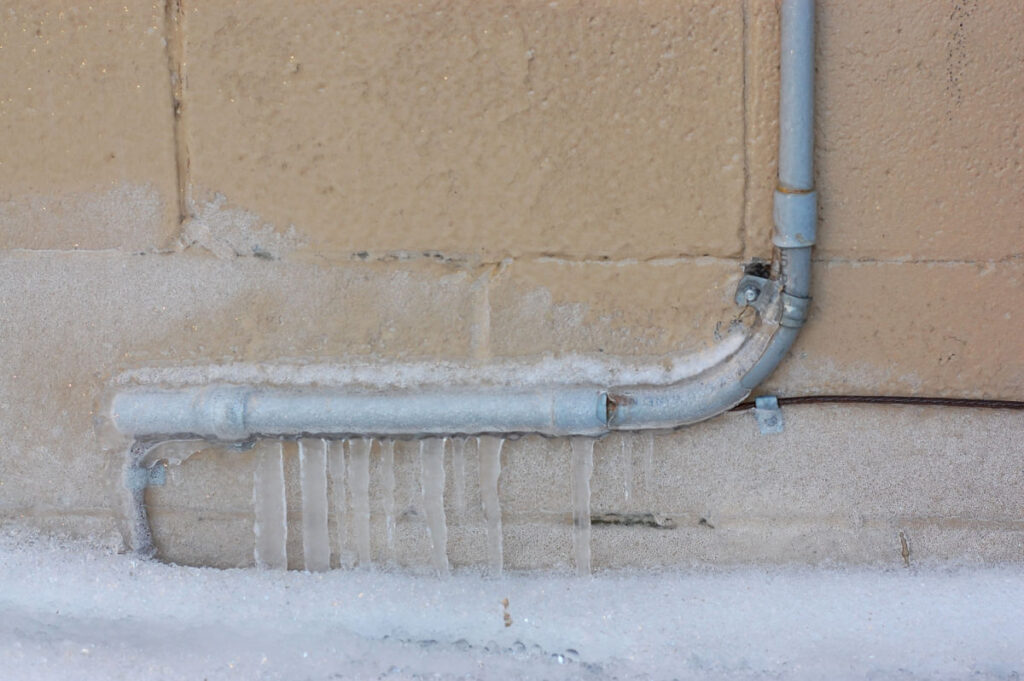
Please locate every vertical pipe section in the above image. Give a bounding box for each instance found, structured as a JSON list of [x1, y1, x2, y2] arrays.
[[778, 0, 815, 192], [772, 0, 817, 251], [743, 0, 817, 390]]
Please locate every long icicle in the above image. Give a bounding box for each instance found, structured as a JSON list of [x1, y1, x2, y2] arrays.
[[380, 439, 397, 563], [253, 440, 287, 570], [327, 439, 348, 568], [348, 438, 373, 567], [451, 437, 467, 516], [299, 438, 330, 572]]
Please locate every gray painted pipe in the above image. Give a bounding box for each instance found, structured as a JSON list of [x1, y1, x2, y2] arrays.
[[778, 0, 816, 192], [113, 386, 609, 439], [112, 0, 816, 442]]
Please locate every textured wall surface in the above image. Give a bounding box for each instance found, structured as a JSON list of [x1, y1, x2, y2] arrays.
[[1, 0, 1021, 570]]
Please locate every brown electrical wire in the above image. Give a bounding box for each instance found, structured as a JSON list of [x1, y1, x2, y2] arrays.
[[729, 395, 1024, 413]]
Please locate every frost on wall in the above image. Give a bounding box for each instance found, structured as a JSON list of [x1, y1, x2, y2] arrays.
[[0, 183, 165, 250], [181, 193, 306, 259]]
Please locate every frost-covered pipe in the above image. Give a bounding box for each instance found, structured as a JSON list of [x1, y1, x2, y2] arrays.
[[113, 386, 609, 439], [111, 0, 815, 442]]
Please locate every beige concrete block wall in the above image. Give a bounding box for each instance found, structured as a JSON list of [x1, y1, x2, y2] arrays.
[[1, 1, 1021, 569]]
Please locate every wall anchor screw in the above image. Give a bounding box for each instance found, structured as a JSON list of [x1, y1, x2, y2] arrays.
[[734, 273, 770, 307]]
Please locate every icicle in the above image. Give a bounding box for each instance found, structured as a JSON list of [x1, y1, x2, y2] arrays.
[[622, 437, 633, 503], [380, 439, 397, 563], [327, 439, 348, 568], [451, 437, 467, 516], [570, 437, 595, 577], [299, 439, 330, 572], [348, 438, 372, 567], [253, 440, 287, 570], [420, 438, 449, 575], [478, 436, 504, 576]]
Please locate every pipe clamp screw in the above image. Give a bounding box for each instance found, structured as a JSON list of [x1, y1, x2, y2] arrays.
[[735, 274, 770, 307]]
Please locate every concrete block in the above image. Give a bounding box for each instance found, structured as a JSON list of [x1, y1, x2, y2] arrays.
[[183, 0, 745, 260], [742, 0, 781, 260], [816, 1, 1024, 261], [0, 1, 179, 250], [767, 260, 1024, 398]]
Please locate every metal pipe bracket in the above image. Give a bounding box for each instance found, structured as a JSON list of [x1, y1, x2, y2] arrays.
[[754, 395, 785, 434]]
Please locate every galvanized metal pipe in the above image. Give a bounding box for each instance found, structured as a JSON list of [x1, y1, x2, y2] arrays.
[[745, 0, 817, 388], [111, 0, 816, 442], [778, 0, 816, 192], [113, 385, 609, 440]]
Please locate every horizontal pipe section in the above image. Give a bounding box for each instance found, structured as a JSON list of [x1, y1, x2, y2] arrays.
[[112, 385, 609, 439]]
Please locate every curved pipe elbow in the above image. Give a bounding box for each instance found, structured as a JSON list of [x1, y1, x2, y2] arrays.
[[606, 244, 812, 431]]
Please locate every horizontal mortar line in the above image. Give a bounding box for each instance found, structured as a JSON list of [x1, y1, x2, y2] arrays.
[[149, 508, 255, 520], [146, 508, 570, 523], [2, 248, 137, 256], [301, 250, 1024, 268], [307, 251, 752, 267], [1, 248, 180, 258], [530, 254, 747, 266], [0, 248, 745, 266], [885, 515, 1024, 531], [140, 507, 1024, 532], [2, 249, 1020, 269], [685, 514, 1024, 530], [814, 254, 1024, 266], [0, 506, 119, 519], [147, 507, 567, 521], [501, 513, 1024, 530], [584, 511, 1024, 525]]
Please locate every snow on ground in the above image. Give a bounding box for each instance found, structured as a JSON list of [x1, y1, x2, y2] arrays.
[[1, 529, 1023, 681]]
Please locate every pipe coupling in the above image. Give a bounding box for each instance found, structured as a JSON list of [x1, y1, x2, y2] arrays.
[[772, 188, 817, 248], [780, 291, 811, 328], [195, 386, 251, 440]]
